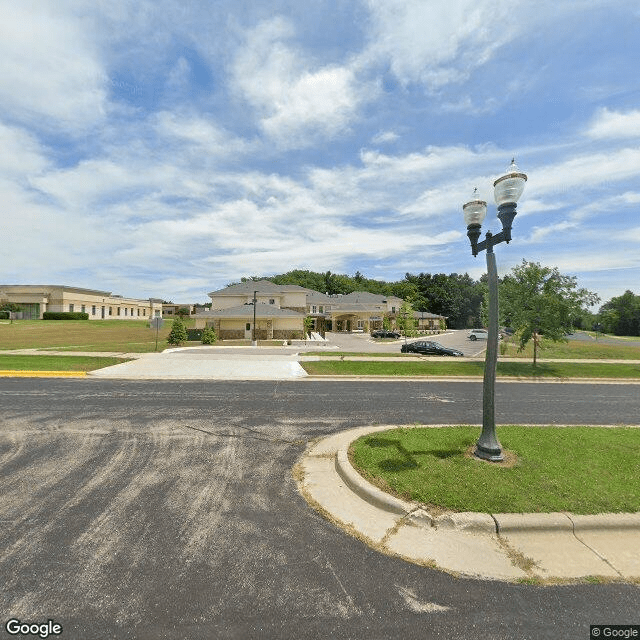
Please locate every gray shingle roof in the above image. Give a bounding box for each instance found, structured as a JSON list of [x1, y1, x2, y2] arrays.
[[196, 302, 305, 318]]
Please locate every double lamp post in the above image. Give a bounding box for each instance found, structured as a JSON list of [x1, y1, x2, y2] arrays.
[[462, 160, 527, 462]]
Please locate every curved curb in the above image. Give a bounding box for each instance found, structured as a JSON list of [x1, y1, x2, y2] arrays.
[[334, 426, 640, 533]]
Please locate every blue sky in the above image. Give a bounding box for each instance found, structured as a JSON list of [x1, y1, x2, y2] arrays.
[[1, 1, 638, 306]]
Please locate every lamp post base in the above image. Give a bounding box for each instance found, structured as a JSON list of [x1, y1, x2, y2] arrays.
[[474, 443, 504, 462]]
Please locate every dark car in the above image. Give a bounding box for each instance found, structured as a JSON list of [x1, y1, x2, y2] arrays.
[[401, 341, 463, 356], [371, 330, 401, 338]]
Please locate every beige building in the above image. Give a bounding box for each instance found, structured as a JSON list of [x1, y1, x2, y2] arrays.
[[306, 291, 405, 333], [195, 280, 307, 339], [0, 285, 163, 320], [196, 280, 446, 339]]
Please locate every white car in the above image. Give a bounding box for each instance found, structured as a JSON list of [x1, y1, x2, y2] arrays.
[[468, 329, 488, 341]]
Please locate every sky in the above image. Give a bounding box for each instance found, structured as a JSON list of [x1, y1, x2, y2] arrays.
[[1, 1, 638, 306]]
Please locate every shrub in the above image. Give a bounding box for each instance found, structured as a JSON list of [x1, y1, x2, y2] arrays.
[[167, 318, 188, 346], [42, 312, 89, 320], [201, 326, 217, 345], [0, 311, 9, 319]]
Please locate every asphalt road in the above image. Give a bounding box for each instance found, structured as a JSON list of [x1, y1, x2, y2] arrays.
[[1, 378, 638, 640]]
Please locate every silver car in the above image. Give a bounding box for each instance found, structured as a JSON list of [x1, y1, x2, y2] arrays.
[[468, 329, 488, 341]]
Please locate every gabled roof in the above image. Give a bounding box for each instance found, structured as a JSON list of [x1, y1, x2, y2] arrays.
[[208, 280, 311, 297], [196, 302, 305, 318]]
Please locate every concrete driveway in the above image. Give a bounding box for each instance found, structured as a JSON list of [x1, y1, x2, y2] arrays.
[[89, 347, 310, 380]]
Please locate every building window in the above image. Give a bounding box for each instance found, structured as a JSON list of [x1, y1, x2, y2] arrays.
[[143, 309, 146, 316], [81, 305, 86, 313], [124, 308, 128, 316], [246, 323, 251, 331], [109, 307, 113, 316], [312, 305, 317, 314], [319, 306, 323, 313], [137, 309, 140, 316], [392, 306, 396, 313], [131, 308, 134, 316], [92, 305, 96, 316], [269, 299, 275, 305], [117, 307, 121, 316], [69, 304, 74, 312]]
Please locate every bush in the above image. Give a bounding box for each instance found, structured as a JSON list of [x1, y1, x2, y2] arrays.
[[42, 312, 89, 320], [167, 318, 188, 346], [0, 311, 9, 319], [201, 326, 217, 345]]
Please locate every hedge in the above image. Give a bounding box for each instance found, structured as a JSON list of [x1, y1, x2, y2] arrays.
[[42, 312, 90, 320], [0, 311, 9, 319]]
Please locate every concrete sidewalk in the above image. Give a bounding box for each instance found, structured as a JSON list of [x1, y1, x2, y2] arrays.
[[296, 425, 640, 582], [88, 349, 308, 380]]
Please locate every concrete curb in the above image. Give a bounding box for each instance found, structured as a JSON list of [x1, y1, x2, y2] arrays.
[[334, 426, 640, 534], [0, 370, 87, 378]]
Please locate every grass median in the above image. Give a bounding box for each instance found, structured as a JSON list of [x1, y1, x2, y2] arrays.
[[301, 360, 640, 378], [0, 354, 130, 372], [350, 426, 640, 514]]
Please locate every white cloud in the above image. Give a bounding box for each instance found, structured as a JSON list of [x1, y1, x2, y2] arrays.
[[587, 108, 640, 139], [232, 17, 374, 147], [371, 130, 399, 144], [0, 2, 107, 130], [361, 0, 522, 88]]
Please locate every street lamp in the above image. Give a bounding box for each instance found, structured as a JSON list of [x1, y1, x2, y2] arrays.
[[463, 159, 527, 461]]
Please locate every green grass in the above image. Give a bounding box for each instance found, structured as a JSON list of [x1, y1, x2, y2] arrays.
[[350, 426, 640, 514], [0, 354, 130, 372], [500, 336, 640, 360], [0, 319, 194, 352], [301, 360, 640, 378]]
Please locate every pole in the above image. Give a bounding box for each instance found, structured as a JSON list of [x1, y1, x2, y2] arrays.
[[475, 237, 503, 461], [252, 290, 257, 346]]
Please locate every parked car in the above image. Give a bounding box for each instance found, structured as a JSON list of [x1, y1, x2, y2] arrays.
[[401, 341, 463, 356], [468, 329, 488, 341], [371, 330, 401, 338]]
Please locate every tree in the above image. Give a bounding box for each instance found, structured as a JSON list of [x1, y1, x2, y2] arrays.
[[396, 300, 416, 337], [176, 307, 190, 318], [499, 260, 600, 365], [598, 290, 640, 336], [303, 316, 314, 338], [0, 303, 22, 323], [167, 318, 188, 346], [201, 326, 217, 345]]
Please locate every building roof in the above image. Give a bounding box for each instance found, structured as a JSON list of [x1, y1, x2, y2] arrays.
[[0, 284, 113, 296], [196, 302, 305, 318], [328, 291, 403, 304], [208, 280, 311, 297]]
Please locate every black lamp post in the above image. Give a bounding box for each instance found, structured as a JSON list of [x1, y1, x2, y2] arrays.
[[463, 159, 527, 461]]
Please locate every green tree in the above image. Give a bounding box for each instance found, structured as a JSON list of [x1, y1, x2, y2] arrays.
[[176, 307, 190, 318], [396, 300, 416, 337], [0, 303, 22, 323], [303, 316, 314, 338], [201, 326, 217, 345], [598, 290, 640, 336], [500, 260, 600, 365], [167, 318, 188, 346]]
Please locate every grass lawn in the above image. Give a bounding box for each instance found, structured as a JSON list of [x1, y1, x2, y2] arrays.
[[301, 360, 640, 378], [500, 337, 640, 360], [0, 354, 130, 372], [0, 319, 195, 352], [350, 426, 640, 514]]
